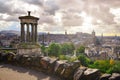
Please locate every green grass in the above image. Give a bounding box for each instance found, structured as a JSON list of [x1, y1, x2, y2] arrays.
[[18, 43, 40, 49], [59, 55, 78, 62]]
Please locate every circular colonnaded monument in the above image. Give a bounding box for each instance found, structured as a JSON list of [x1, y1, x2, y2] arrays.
[[17, 11, 41, 55]]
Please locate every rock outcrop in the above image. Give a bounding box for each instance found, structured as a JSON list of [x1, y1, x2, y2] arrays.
[[74, 67, 87, 80], [109, 73, 120, 80], [100, 74, 111, 80], [0, 53, 120, 80]]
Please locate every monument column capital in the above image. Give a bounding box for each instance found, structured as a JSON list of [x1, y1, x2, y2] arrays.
[[20, 23, 25, 25]]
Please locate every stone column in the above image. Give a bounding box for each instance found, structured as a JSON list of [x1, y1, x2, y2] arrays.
[[21, 23, 25, 42], [31, 24, 35, 43], [35, 24, 37, 42], [20, 23, 22, 42], [26, 24, 30, 42], [29, 29, 31, 42]]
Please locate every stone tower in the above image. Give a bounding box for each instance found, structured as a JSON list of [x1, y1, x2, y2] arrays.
[[17, 11, 41, 55], [92, 30, 95, 37], [19, 11, 39, 43], [65, 30, 67, 35], [92, 30, 96, 45]]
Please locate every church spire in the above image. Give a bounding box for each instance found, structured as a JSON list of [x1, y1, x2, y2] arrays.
[[65, 30, 67, 35]]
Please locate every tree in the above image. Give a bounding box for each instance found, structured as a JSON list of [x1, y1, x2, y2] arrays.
[[76, 46, 85, 55], [60, 43, 75, 55], [47, 43, 61, 57], [41, 45, 46, 54]]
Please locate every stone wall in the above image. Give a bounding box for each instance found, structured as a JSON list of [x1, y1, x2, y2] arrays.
[[17, 44, 41, 56], [17, 48, 41, 56], [0, 52, 120, 80]]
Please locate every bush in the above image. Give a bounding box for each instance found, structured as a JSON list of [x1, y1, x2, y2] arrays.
[[78, 54, 91, 66], [59, 55, 78, 62], [69, 57, 78, 62], [89, 60, 110, 73], [41, 45, 46, 54], [89, 60, 120, 74], [108, 61, 120, 73], [59, 55, 67, 60], [4, 50, 11, 54]]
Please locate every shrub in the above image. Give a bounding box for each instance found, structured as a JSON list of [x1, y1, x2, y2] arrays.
[[108, 61, 120, 73], [110, 59, 115, 65], [59, 55, 67, 60], [59, 55, 78, 62], [89, 60, 120, 74], [69, 57, 78, 62], [41, 45, 46, 54], [90, 60, 110, 73], [78, 54, 91, 66]]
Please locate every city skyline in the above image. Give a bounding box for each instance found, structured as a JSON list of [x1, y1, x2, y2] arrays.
[[0, 0, 120, 36]]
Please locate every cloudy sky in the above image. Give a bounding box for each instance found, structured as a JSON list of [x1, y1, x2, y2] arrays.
[[0, 0, 120, 35]]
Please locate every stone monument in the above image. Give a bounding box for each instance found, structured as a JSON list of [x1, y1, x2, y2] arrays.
[[17, 11, 41, 55]]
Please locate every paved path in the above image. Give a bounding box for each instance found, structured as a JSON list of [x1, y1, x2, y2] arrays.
[[0, 64, 60, 80]]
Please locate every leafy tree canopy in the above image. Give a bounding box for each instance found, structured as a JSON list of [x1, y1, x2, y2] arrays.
[[60, 43, 75, 55], [47, 43, 61, 57], [76, 46, 85, 55]]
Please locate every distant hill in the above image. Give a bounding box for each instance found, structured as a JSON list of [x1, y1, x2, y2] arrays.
[[0, 30, 47, 36], [0, 30, 20, 35]]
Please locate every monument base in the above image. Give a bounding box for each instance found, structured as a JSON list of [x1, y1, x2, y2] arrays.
[[17, 43, 41, 56]]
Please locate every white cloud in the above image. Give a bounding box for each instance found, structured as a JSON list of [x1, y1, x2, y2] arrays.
[[0, 21, 14, 30], [0, 0, 120, 35]]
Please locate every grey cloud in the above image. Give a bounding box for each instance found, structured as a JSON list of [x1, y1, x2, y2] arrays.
[[88, 5, 115, 25], [0, 0, 120, 34], [11, 9, 26, 15], [0, 0, 25, 15], [22, 0, 43, 6], [99, 0, 120, 8], [95, 24, 120, 34], [80, 0, 116, 25], [54, 0, 119, 25], [39, 15, 55, 25], [42, 0, 120, 27], [0, 1, 11, 14], [5, 16, 18, 22], [0, 14, 18, 22], [44, 0, 59, 15], [63, 18, 83, 26], [62, 11, 83, 26], [43, 24, 64, 32]]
